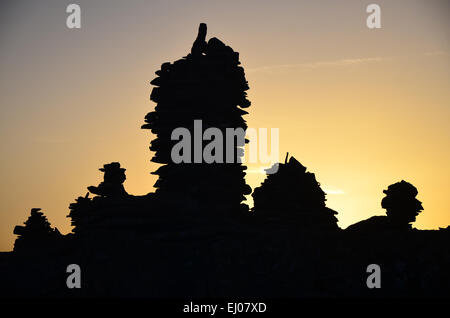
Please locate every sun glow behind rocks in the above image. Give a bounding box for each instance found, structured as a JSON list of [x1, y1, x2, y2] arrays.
[[0, 0, 449, 251], [323, 188, 345, 195]]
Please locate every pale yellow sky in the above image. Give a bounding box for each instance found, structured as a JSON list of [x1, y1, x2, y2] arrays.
[[0, 0, 449, 251]]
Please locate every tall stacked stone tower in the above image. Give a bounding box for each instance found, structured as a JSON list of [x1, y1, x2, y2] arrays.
[[142, 24, 251, 216]]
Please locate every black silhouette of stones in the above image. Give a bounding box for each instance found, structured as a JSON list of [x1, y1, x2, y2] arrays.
[[252, 155, 339, 230], [67, 192, 92, 234], [142, 23, 251, 216], [191, 23, 207, 56], [13, 208, 61, 252], [382, 180, 423, 225], [346, 180, 423, 233], [87, 162, 127, 198]]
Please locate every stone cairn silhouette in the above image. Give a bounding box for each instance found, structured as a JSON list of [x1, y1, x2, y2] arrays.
[[67, 162, 128, 234], [87, 162, 127, 198], [142, 23, 251, 216], [13, 208, 61, 252], [346, 180, 424, 233], [252, 154, 339, 229], [382, 180, 423, 228], [67, 193, 91, 234]]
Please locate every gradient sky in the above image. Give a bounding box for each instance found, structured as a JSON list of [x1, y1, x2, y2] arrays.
[[1, 0, 449, 251]]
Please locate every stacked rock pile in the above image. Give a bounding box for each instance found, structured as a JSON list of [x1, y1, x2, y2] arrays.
[[142, 23, 251, 216], [252, 154, 339, 229]]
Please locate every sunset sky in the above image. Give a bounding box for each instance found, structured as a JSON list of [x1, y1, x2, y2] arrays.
[[1, 0, 449, 251]]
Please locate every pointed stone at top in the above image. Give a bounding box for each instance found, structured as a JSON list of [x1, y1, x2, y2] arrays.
[[288, 156, 306, 172], [198, 23, 207, 39], [191, 23, 207, 56]]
